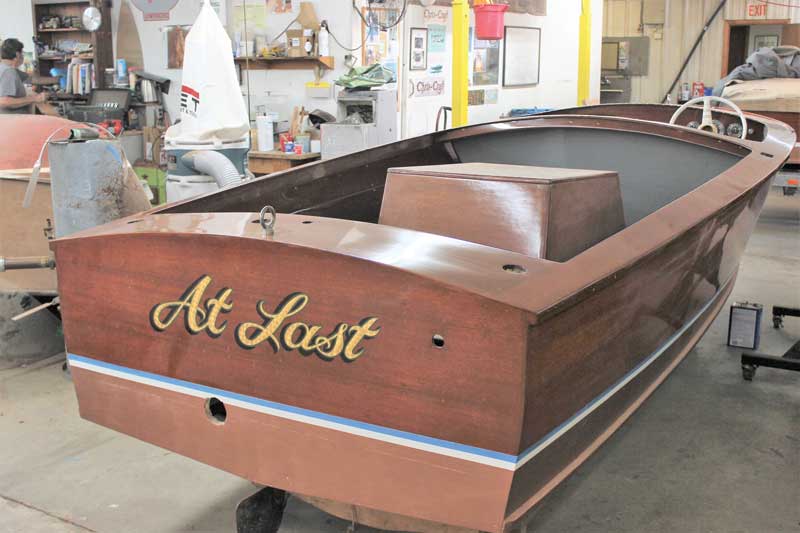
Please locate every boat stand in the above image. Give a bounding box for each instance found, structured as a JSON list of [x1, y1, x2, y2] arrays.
[[741, 306, 800, 381], [236, 486, 288, 533]]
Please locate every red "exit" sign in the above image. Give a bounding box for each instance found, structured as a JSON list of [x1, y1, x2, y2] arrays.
[[748, 2, 767, 16]]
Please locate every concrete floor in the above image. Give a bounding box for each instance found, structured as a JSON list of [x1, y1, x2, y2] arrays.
[[1, 190, 798, 533]]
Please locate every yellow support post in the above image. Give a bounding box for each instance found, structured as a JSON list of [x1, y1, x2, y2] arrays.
[[451, 0, 469, 127], [577, 0, 592, 106]]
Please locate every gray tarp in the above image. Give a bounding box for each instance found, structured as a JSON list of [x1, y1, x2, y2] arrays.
[[713, 46, 800, 96]]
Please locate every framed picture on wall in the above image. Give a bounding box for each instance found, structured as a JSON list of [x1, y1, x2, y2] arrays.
[[503, 26, 541, 87], [360, 7, 399, 69], [469, 27, 500, 86], [410, 27, 428, 71], [754, 35, 779, 49]]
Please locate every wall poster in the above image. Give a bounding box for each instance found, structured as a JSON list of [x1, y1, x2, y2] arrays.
[[754, 35, 779, 49], [267, 0, 294, 13], [428, 24, 447, 54], [360, 7, 400, 77], [468, 89, 485, 106], [469, 27, 500, 86], [167, 25, 191, 69]]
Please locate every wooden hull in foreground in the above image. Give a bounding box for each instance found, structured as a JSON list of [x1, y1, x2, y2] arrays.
[[54, 106, 794, 531], [68, 271, 734, 532]]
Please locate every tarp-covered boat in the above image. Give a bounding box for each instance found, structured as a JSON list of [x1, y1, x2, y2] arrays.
[[54, 103, 794, 532]]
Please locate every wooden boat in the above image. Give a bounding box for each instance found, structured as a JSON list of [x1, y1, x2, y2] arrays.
[[0, 173, 56, 297], [722, 79, 800, 165], [0, 115, 77, 297], [54, 104, 794, 532]]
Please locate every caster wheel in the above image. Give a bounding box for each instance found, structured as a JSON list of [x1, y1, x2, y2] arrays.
[[773, 316, 784, 329], [62, 360, 73, 381], [742, 364, 756, 381], [236, 486, 288, 533]]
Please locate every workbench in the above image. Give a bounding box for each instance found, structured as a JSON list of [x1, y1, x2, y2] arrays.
[[248, 150, 320, 176]]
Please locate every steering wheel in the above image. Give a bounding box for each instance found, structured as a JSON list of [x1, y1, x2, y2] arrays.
[[669, 95, 748, 139]]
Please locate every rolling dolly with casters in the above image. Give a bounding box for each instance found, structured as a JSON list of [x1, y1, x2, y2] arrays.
[[741, 306, 800, 381]]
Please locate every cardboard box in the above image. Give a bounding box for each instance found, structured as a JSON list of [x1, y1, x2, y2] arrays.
[[287, 29, 304, 58]]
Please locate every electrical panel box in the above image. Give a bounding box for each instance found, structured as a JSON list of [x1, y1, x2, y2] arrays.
[[728, 302, 763, 350], [643, 0, 666, 25], [601, 37, 650, 76]]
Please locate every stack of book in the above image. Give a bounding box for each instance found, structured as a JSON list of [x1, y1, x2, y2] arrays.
[[64, 58, 95, 95]]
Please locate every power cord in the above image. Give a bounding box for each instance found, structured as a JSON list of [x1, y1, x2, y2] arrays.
[[325, 21, 365, 53]]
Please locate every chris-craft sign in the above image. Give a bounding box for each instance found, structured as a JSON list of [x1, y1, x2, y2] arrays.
[[409, 77, 446, 98], [150, 275, 381, 362], [423, 8, 448, 24]]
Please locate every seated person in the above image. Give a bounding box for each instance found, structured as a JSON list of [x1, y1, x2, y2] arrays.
[[0, 38, 45, 114]]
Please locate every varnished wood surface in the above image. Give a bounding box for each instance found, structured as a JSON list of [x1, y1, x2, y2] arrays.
[[71, 367, 513, 532], [56, 223, 529, 454], [52, 106, 795, 531], [379, 164, 624, 261], [548, 103, 769, 142], [294, 495, 481, 533], [517, 178, 769, 464], [387, 163, 618, 184], [506, 270, 738, 525], [248, 150, 321, 176], [748, 110, 800, 164]]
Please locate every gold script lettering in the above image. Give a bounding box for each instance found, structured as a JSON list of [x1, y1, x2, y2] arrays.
[[235, 293, 309, 350], [150, 275, 233, 337], [343, 317, 381, 361], [151, 277, 381, 362]]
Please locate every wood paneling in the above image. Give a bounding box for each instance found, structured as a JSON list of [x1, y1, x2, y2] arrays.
[[784, 24, 800, 47]]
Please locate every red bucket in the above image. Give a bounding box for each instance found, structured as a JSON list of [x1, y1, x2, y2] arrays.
[[474, 4, 508, 41]]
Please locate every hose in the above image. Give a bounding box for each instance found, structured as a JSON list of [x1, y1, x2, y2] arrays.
[[180, 151, 241, 188]]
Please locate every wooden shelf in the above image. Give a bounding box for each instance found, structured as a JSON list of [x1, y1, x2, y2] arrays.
[[38, 27, 84, 32], [33, 0, 111, 88], [235, 56, 335, 71], [39, 54, 94, 61]]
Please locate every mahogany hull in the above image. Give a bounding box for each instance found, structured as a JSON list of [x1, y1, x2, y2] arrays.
[[67, 267, 736, 532], [53, 108, 794, 531]]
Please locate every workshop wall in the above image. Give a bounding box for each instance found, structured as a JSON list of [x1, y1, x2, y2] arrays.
[[235, 1, 357, 123], [1, 0, 36, 59], [403, 0, 603, 137], [603, 0, 800, 104], [466, 2, 603, 124], [106, 0, 354, 124], [110, 0, 204, 122]]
